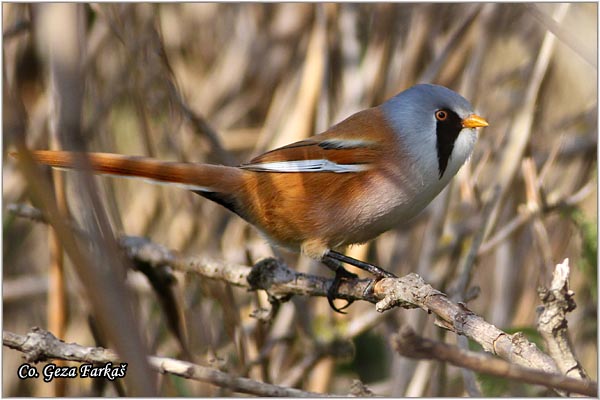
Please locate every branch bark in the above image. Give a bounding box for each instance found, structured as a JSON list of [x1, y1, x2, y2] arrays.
[[393, 326, 597, 396], [373, 276, 559, 373], [8, 205, 590, 392], [3, 328, 331, 397], [118, 235, 559, 376], [537, 259, 590, 380]]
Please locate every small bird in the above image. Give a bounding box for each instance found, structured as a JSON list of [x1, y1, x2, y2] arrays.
[[20, 84, 487, 312]]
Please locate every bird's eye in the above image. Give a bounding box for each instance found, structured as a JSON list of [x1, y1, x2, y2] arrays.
[[435, 110, 448, 121]]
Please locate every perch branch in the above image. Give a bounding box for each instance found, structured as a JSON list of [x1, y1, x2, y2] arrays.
[[7, 206, 578, 383], [393, 327, 597, 396], [3, 328, 331, 397], [118, 236, 560, 376]]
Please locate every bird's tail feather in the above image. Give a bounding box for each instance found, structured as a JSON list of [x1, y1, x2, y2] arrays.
[[19, 150, 243, 195]]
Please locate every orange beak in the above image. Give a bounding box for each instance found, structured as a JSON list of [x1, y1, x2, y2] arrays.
[[462, 114, 489, 129]]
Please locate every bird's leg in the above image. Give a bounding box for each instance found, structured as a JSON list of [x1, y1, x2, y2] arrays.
[[321, 257, 358, 313], [326, 250, 397, 278]]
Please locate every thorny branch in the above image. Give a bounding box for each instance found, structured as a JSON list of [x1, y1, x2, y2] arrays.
[[3, 328, 332, 397]]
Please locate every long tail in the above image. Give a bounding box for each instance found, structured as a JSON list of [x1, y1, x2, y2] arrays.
[[21, 150, 245, 199]]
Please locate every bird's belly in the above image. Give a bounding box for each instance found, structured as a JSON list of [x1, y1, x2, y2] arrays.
[[333, 199, 419, 247], [249, 168, 451, 252], [332, 172, 448, 247]]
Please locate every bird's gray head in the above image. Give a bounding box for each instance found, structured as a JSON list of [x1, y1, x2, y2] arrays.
[[381, 84, 485, 179]]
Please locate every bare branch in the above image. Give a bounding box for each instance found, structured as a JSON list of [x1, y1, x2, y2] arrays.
[[479, 181, 595, 256], [3, 328, 333, 397], [537, 259, 590, 380], [118, 236, 562, 376], [373, 276, 560, 374], [485, 3, 570, 238], [452, 185, 500, 298], [393, 327, 597, 397], [174, 96, 237, 166], [7, 207, 579, 385]]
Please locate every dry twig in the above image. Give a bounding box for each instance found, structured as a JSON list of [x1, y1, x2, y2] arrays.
[[3, 328, 331, 397], [4, 4, 596, 397], [537, 259, 590, 381], [393, 327, 597, 396], [118, 236, 561, 376], [5, 205, 580, 382]]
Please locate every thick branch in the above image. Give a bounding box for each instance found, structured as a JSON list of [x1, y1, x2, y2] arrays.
[[119, 236, 558, 376], [3, 328, 330, 397], [5, 206, 578, 384], [118, 236, 382, 305], [393, 327, 597, 396]]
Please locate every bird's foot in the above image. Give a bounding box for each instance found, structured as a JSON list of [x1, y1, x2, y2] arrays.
[[327, 266, 358, 314], [326, 250, 397, 278]]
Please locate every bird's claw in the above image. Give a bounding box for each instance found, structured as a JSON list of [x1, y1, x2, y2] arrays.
[[327, 267, 358, 314]]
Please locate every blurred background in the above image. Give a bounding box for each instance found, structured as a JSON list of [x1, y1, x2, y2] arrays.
[[3, 3, 597, 396]]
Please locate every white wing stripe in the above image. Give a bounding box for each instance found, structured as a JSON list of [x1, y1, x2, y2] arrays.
[[241, 160, 371, 173]]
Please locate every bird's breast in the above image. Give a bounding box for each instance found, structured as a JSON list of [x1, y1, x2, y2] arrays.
[[326, 167, 427, 247]]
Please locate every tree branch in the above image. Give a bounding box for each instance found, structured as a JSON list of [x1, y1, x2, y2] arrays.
[[7, 205, 584, 387], [372, 276, 561, 373], [537, 259, 590, 380], [118, 235, 559, 376], [392, 326, 597, 396], [3, 328, 332, 397]]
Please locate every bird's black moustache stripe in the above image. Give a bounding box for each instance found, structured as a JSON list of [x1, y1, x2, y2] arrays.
[[435, 110, 463, 178]]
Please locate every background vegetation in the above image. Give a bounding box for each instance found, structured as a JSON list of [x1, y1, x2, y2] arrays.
[[3, 3, 597, 396]]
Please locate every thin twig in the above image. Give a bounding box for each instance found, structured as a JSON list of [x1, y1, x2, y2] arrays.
[[456, 335, 482, 396], [393, 327, 597, 397], [451, 185, 500, 298], [447, 185, 501, 397], [119, 236, 379, 304], [174, 96, 236, 166], [418, 4, 482, 83], [485, 3, 570, 238], [479, 182, 594, 256]]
